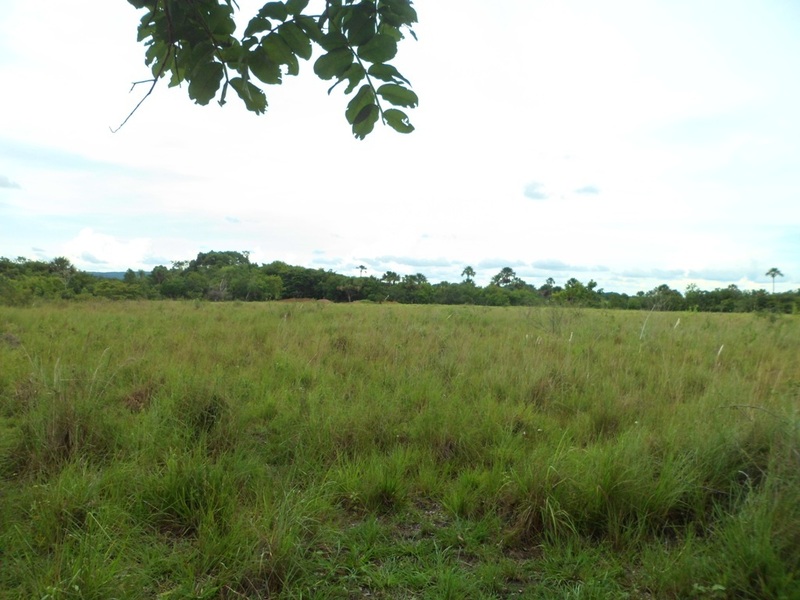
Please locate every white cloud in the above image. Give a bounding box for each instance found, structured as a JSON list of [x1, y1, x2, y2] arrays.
[[523, 182, 549, 201], [62, 229, 153, 271], [0, 175, 20, 189]]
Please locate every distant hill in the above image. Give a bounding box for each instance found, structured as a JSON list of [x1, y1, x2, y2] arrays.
[[88, 272, 127, 280]]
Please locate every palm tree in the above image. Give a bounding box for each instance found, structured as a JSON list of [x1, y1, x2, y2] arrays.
[[461, 266, 476, 283], [765, 267, 784, 294], [381, 271, 400, 285], [491, 267, 516, 287], [357, 265, 367, 277]]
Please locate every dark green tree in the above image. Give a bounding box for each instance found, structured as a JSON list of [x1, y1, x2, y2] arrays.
[[262, 261, 324, 298], [490, 267, 516, 287], [461, 266, 476, 284], [765, 267, 784, 294], [397, 273, 431, 303], [555, 278, 601, 307], [122, 0, 418, 139], [190, 250, 250, 271], [433, 281, 479, 305], [481, 285, 511, 306], [49, 257, 77, 291], [381, 270, 400, 285], [150, 265, 169, 285], [539, 277, 558, 298], [643, 284, 685, 311]]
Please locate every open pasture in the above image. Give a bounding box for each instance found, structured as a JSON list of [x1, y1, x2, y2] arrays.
[[1, 301, 798, 598]]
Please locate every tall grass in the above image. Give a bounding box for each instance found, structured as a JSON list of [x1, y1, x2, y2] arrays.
[[1, 301, 798, 597]]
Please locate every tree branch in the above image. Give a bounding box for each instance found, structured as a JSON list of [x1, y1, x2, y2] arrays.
[[110, 77, 163, 133], [111, 0, 173, 133]]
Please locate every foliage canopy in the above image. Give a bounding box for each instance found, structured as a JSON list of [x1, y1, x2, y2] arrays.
[[3, 254, 799, 313], [124, 0, 418, 139]]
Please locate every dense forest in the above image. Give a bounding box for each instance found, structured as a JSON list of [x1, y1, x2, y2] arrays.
[[1, 251, 797, 313]]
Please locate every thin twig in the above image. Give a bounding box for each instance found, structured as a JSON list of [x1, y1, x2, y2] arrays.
[[111, 0, 172, 132], [110, 77, 162, 133]]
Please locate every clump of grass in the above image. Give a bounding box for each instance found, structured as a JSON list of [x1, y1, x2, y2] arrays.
[[7, 396, 126, 478], [1, 462, 144, 598], [3, 369, 131, 479], [442, 465, 505, 519], [242, 484, 330, 596], [497, 438, 579, 547], [135, 449, 237, 538], [1, 347, 141, 478], [710, 410, 800, 596], [329, 448, 415, 514]]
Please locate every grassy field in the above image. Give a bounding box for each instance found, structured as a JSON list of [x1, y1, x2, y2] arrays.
[[1, 301, 798, 599]]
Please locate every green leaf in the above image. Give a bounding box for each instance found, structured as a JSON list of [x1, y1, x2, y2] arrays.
[[279, 23, 312, 61], [145, 40, 166, 69], [356, 33, 397, 63], [295, 15, 323, 42], [314, 48, 353, 80], [248, 48, 282, 85], [219, 80, 228, 106], [383, 108, 414, 133], [188, 61, 224, 105], [368, 63, 410, 85], [230, 77, 268, 114], [342, 63, 366, 94], [379, 0, 418, 26], [329, 62, 366, 96], [168, 46, 191, 86], [191, 41, 216, 62], [346, 85, 375, 124], [207, 4, 236, 36], [352, 104, 380, 139], [259, 2, 288, 22], [285, 0, 309, 15], [318, 32, 348, 52], [262, 33, 295, 65], [377, 83, 418, 108], [137, 12, 154, 42], [262, 33, 299, 76], [377, 26, 403, 43], [346, 2, 377, 46], [217, 40, 245, 64], [244, 16, 272, 38]]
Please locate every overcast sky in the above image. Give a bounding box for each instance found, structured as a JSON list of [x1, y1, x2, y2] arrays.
[[1, 0, 798, 294]]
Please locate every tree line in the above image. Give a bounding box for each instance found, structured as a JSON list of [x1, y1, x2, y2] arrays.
[[1, 252, 797, 313]]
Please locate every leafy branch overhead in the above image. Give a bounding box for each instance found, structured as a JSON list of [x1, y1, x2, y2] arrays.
[[123, 0, 418, 139]]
